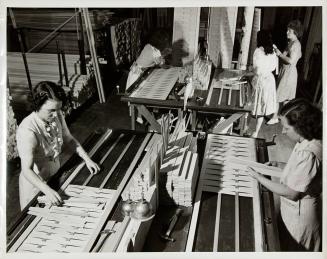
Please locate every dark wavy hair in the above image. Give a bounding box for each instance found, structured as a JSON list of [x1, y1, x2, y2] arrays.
[[33, 81, 67, 111], [257, 30, 274, 55], [279, 98, 322, 140], [288, 20, 303, 39], [148, 28, 172, 52]]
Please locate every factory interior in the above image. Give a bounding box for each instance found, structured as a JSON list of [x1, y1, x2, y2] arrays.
[[5, 5, 324, 254]]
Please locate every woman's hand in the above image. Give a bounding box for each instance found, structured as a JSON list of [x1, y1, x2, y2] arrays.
[[273, 45, 282, 57], [265, 161, 278, 167], [265, 160, 286, 169], [247, 166, 262, 181], [42, 185, 63, 206], [85, 158, 100, 175]]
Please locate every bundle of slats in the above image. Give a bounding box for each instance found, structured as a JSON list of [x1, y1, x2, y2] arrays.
[[159, 119, 199, 207], [110, 18, 141, 67], [130, 67, 180, 100], [192, 55, 212, 90], [7, 88, 19, 160], [7, 52, 94, 114], [8, 9, 111, 54], [17, 184, 115, 253], [121, 133, 163, 202]]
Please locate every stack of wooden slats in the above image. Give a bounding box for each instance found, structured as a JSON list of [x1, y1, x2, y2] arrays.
[[159, 119, 199, 207], [7, 52, 94, 114], [121, 133, 163, 202], [192, 55, 212, 90], [7, 88, 19, 160], [17, 184, 115, 253]]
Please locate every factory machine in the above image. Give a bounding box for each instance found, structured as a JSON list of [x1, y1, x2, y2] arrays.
[[7, 121, 280, 253]]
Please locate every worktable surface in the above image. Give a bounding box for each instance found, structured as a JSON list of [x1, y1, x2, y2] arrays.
[[121, 67, 252, 114]]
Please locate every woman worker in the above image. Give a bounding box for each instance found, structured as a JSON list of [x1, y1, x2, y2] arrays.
[[248, 98, 322, 251], [17, 81, 100, 210], [126, 29, 172, 124], [126, 29, 172, 91], [267, 20, 303, 125], [248, 30, 278, 138]]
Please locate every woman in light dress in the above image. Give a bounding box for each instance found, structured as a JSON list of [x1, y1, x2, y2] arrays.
[[126, 29, 172, 124], [248, 98, 322, 251], [249, 30, 278, 138], [17, 81, 100, 209], [268, 20, 303, 125]]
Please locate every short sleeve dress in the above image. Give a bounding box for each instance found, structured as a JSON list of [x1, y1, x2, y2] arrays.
[[280, 139, 322, 251], [16, 111, 65, 209], [276, 40, 302, 102], [251, 47, 278, 116], [126, 44, 163, 90]]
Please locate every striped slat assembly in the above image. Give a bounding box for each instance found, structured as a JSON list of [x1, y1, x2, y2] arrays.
[[130, 67, 180, 100], [186, 134, 264, 252], [18, 184, 116, 253]]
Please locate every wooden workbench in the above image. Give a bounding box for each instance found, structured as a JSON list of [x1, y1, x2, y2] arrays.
[[121, 67, 252, 133]]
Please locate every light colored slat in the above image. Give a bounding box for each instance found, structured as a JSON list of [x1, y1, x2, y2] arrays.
[[212, 113, 244, 134], [228, 87, 232, 105], [213, 193, 222, 252], [202, 181, 252, 194], [252, 179, 264, 251], [235, 192, 240, 252], [228, 157, 283, 178], [217, 82, 224, 105]]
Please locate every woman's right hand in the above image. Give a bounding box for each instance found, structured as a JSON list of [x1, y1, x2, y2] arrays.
[[265, 161, 286, 169], [265, 161, 278, 167], [42, 185, 63, 206], [273, 45, 282, 57]]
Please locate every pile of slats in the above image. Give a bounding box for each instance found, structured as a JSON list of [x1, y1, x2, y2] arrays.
[[7, 88, 19, 160], [7, 52, 94, 114], [130, 67, 180, 100], [17, 184, 115, 253], [121, 133, 163, 202], [159, 119, 199, 207], [192, 55, 212, 90]]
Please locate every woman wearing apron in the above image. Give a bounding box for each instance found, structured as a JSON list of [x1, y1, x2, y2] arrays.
[[248, 98, 322, 251], [17, 81, 100, 210]]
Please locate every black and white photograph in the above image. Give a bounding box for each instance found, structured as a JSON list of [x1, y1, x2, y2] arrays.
[[1, 0, 325, 258]]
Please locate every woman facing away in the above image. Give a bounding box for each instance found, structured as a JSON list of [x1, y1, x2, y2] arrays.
[[248, 98, 322, 251], [267, 20, 303, 125], [125, 29, 172, 124], [249, 30, 278, 138], [16, 81, 100, 210], [126, 29, 172, 91]]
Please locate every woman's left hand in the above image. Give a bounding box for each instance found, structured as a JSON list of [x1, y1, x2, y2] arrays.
[[85, 159, 100, 175], [247, 166, 261, 181]]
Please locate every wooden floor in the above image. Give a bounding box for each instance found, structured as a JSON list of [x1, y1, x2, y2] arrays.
[[6, 94, 296, 235]]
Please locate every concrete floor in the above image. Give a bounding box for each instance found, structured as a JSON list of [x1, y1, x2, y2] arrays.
[[6, 93, 295, 232]]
